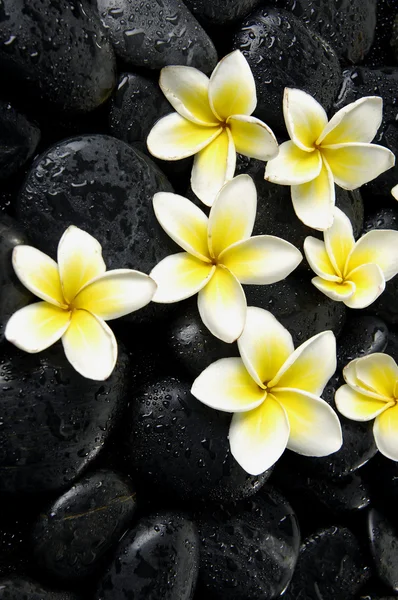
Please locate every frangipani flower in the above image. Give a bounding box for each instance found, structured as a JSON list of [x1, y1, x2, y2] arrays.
[[335, 353, 398, 461], [392, 184, 398, 200], [265, 88, 395, 230], [192, 307, 342, 475], [150, 175, 302, 343], [5, 226, 156, 381], [304, 207, 398, 309], [147, 50, 278, 206]]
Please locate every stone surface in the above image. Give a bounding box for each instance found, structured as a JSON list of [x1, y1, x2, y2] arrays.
[[0, 578, 79, 600], [368, 508, 398, 592], [337, 315, 389, 371], [0, 101, 40, 179], [183, 0, 262, 24]]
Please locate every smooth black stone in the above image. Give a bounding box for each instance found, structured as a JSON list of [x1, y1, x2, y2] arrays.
[[32, 470, 137, 582], [0, 101, 40, 179], [0, 216, 33, 343], [0, 578, 79, 600], [96, 512, 199, 600], [337, 315, 389, 371], [0, 0, 116, 114], [391, 14, 398, 62], [368, 454, 398, 515], [196, 486, 300, 600], [364, 207, 398, 232], [96, 0, 217, 73], [368, 508, 398, 592], [183, 0, 262, 24], [232, 7, 342, 133], [365, 0, 398, 67], [283, 526, 370, 600], [0, 343, 129, 494]]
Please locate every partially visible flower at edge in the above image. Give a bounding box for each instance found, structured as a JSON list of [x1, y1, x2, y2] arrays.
[[5, 226, 157, 380], [192, 307, 342, 475], [392, 184, 398, 200], [265, 88, 395, 231], [147, 49, 278, 207]]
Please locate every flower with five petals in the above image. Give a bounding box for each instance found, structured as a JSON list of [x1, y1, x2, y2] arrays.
[[147, 50, 278, 206], [192, 307, 342, 475], [5, 226, 157, 380], [265, 88, 395, 230], [150, 175, 302, 343], [304, 207, 398, 308]]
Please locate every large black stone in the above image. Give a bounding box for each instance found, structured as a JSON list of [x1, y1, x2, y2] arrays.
[[368, 508, 398, 592], [0, 101, 40, 179], [337, 315, 389, 371], [183, 0, 262, 24], [0, 577, 79, 600]]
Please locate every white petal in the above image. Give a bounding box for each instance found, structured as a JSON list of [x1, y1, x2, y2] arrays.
[[291, 158, 335, 231], [229, 394, 290, 475], [345, 229, 398, 282], [191, 357, 266, 413], [311, 276, 356, 302], [318, 97, 383, 146], [374, 404, 398, 461], [283, 88, 328, 152], [150, 253, 215, 303], [12, 245, 65, 307], [303, 237, 340, 281], [343, 358, 392, 402], [265, 140, 322, 185], [324, 207, 355, 277], [227, 114, 278, 161], [392, 184, 398, 200], [344, 263, 385, 309], [335, 384, 392, 422], [355, 353, 398, 398]]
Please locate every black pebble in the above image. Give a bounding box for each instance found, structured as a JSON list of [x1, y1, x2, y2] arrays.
[[368, 508, 398, 592], [337, 315, 389, 371], [0, 100, 40, 179]]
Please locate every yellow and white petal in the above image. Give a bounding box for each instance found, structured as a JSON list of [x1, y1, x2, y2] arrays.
[[283, 88, 328, 152], [274, 388, 342, 456], [12, 246, 65, 307], [318, 97, 383, 146], [159, 66, 218, 125], [191, 127, 236, 207], [324, 207, 355, 277], [152, 192, 210, 261], [291, 158, 335, 231], [392, 184, 398, 200], [237, 306, 294, 389], [62, 309, 117, 381], [191, 357, 266, 413], [227, 114, 278, 161], [207, 174, 256, 258], [343, 358, 392, 401], [355, 353, 398, 399], [73, 269, 156, 320], [265, 141, 322, 185], [197, 265, 246, 343], [321, 142, 395, 190], [335, 384, 393, 422], [5, 302, 71, 353], [270, 330, 336, 396], [220, 235, 302, 284], [312, 276, 356, 302], [147, 112, 222, 160], [394, 380, 398, 399], [208, 50, 256, 122], [57, 226, 106, 303], [345, 229, 398, 282], [344, 263, 385, 309], [374, 403, 398, 461], [303, 237, 340, 281], [150, 253, 215, 303], [229, 394, 290, 475]]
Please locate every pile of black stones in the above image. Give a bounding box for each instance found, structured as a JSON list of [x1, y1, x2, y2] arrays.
[[1, 0, 398, 598]]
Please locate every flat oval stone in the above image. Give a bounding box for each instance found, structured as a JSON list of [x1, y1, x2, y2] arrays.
[[0, 101, 40, 179], [368, 508, 398, 592], [0, 0, 116, 114], [0, 342, 129, 494], [337, 315, 388, 371], [32, 470, 137, 582], [183, 0, 262, 24], [0, 578, 79, 600], [96, 512, 199, 600], [96, 0, 217, 73]]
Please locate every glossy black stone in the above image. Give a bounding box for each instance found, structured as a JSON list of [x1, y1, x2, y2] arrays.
[[32, 470, 137, 582], [365, 0, 398, 67], [233, 7, 341, 132], [196, 486, 300, 600], [368, 508, 398, 592], [96, 0, 217, 73], [0, 578, 79, 600], [0, 0, 116, 114], [183, 0, 262, 24], [0, 101, 40, 179], [0, 343, 129, 494], [364, 207, 398, 232], [337, 315, 389, 371], [96, 512, 199, 600]]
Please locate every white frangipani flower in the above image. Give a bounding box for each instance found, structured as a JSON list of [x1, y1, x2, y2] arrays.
[[150, 175, 302, 344], [392, 184, 398, 200], [147, 50, 278, 207], [192, 307, 342, 475], [304, 207, 398, 309], [5, 226, 157, 381], [265, 88, 395, 230]]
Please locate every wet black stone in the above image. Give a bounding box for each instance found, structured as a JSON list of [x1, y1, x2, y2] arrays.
[[391, 14, 398, 62], [0, 101, 40, 179], [284, 526, 370, 599], [183, 0, 262, 24], [368, 508, 398, 592], [364, 207, 398, 232], [368, 454, 398, 515], [32, 470, 137, 582], [0, 0, 116, 114], [232, 7, 342, 133], [96, 0, 217, 73], [337, 315, 389, 371], [365, 0, 398, 67], [0, 342, 129, 494], [0, 577, 79, 600], [96, 512, 199, 600], [196, 486, 300, 600]]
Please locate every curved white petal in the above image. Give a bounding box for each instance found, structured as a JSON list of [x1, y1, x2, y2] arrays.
[[191, 357, 266, 413], [355, 353, 398, 399], [342, 358, 392, 401], [227, 114, 278, 161], [5, 302, 71, 353], [207, 174, 256, 258], [318, 96, 383, 146], [220, 235, 302, 284], [291, 158, 335, 231], [209, 50, 256, 121], [265, 141, 322, 186], [374, 403, 398, 461], [197, 265, 246, 343], [150, 253, 215, 303], [237, 307, 294, 389], [335, 384, 393, 422], [344, 263, 385, 309], [12, 246, 65, 307], [311, 276, 355, 302], [153, 192, 210, 261], [392, 184, 398, 200], [303, 237, 340, 281], [345, 229, 398, 282], [283, 88, 328, 152], [229, 394, 290, 475], [324, 207, 355, 277]]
